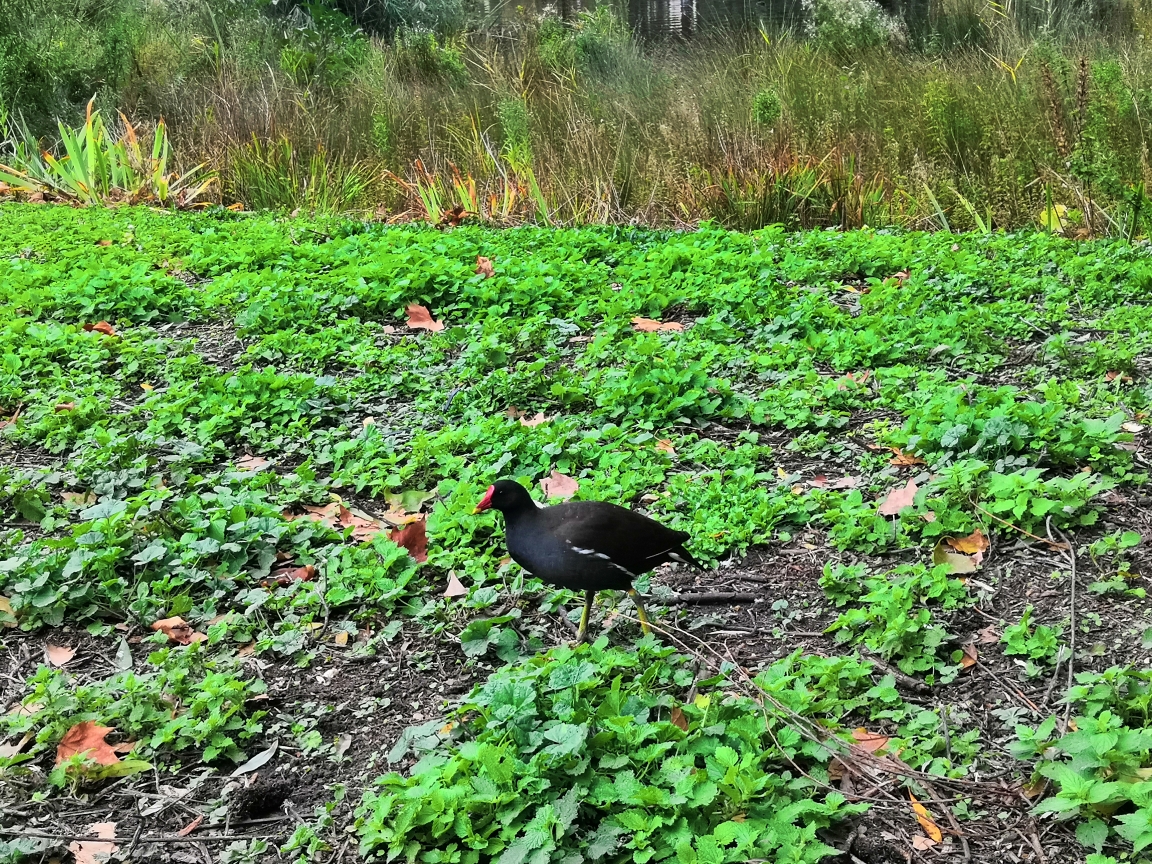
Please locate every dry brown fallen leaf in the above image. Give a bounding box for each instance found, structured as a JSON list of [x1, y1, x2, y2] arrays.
[[909, 794, 943, 843], [297, 502, 385, 542], [960, 643, 978, 669], [61, 491, 96, 508], [0, 731, 33, 758], [46, 643, 77, 667], [808, 475, 859, 489], [540, 470, 579, 501], [519, 412, 552, 428], [889, 447, 926, 467], [55, 402, 76, 412], [443, 572, 468, 598], [946, 528, 989, 555], [978, 626, 1001, 645], [0, 596, 15, 628], [921, 511, 937, 523], [932, 541, 978, 574], [850, 727, 890, 754], [656, 439, 676, 456], [69, 821, 118, 864], [83, 321, 117, 337], [235, 455, 270, 472], [150, 617, 208, 646], [380, 505, 422, 527], [390, 517, 428, 563], [631, 317, 684, 332], [877, 480, 918, 517], [56, 722, 125, 767], [911, 834, 937, 851], [670, 706, 688, 731], [406, 303, 444, 332], [264, 564, 316, 587], [362, 416, 376, 428], [475, 256, 495, 278]]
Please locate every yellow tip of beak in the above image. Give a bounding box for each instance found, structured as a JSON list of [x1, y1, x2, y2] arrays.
[[472, 506, 482, 515]]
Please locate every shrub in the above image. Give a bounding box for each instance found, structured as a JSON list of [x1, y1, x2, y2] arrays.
[[752, 89, 782, 127], [804, 0, 904, 54]]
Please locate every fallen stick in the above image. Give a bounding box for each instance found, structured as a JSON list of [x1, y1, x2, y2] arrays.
[[0, 829, 281, 844], [664, 591, 760, 604]]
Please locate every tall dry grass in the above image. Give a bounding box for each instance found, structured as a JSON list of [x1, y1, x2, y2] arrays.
[[5, 0, 1152, 230]]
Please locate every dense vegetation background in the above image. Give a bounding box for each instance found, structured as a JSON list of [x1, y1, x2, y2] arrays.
[[2, 0, 1151, 229]]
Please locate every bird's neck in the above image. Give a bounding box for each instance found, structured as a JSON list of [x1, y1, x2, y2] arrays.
[[502, 503, 540, 530]]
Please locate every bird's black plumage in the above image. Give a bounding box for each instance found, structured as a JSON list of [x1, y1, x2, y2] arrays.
[[474, 479, 700, 640]]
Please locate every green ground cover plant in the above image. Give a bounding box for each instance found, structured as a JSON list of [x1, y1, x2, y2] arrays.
[[1, 204, 1151, 860]]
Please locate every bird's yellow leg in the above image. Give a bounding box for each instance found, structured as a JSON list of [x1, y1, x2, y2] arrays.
[[575, 590, 595, 644], [628, 589, 652, 635]]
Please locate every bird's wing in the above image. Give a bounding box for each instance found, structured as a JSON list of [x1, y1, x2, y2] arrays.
[[542, 502, 686, 575]]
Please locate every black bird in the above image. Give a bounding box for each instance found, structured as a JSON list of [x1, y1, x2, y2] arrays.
[[473, 479, 701, 642]]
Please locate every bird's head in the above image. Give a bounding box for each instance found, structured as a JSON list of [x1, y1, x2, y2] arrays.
[[473, 479, 534, 514]]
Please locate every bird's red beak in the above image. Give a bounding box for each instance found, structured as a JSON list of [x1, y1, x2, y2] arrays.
[[472, 485, 495, 514]]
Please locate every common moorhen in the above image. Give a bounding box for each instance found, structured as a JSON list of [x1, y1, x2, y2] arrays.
[[473, 479, 701, 642]]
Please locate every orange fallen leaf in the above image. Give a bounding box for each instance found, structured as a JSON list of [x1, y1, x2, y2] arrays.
[[851, 727, 890, 754], [540, 470, 579, 501], [97, 239, 114, 246], [909, 793, 943, 842], [443, 573, 468, 598], [265, 564, 316, 587], [55, 402, 76, 413], [946, 528, 989, 555], [877, 480, 918, 517], [656, 439, 676, 456], [670, 706, 688, 731], [46, 644, 77, 666], [83, 321, 117, 337], [631, 317, 684, 332], [390, 517, 428, 563], [150, 617, 207, 646], [519, 412, 552, 428], [69, 821, 118, 864], [56, 722, 124, 767], [406, 304, 444, 332], [475, 256, 495, 278], [959, 643, 977, 669], [889, 447, 926, 467], [140, 382, 154, 392], [177, 815, 203, 837]]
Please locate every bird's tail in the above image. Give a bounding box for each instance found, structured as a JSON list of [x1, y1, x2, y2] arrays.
[[668, 546, 704, 570]]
